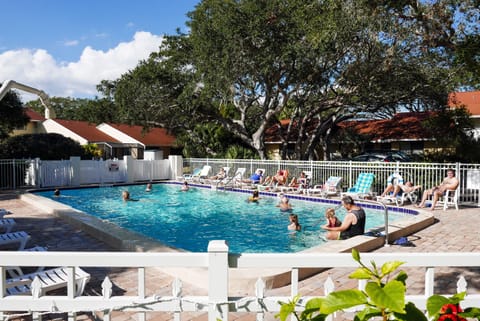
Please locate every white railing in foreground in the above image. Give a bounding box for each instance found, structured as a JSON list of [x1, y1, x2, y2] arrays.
[[1, 241, 479, 321]]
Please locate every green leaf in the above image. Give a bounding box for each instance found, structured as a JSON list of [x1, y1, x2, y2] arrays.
[[426, 294, 449, 317], [305, 298, 323, 311], [381, 261, 405, 276], [352, 248, 360, 262], [365, 280, 406, 313], [394, 302, 428, 321], [448, 291, 466, 304], [461, 307, 480, 319], [320, 289, 367, 314], [354, 306, 382, 321], [276, 298, 297, 321], [349, 267, 373, 279], [394, 270, 408, 285]]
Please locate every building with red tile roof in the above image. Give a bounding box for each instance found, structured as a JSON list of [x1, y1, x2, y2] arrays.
[[265, 112, 436, 159], [449, 91, 480, 139], [15, 108, 177, 159], [42, 118, 127, 159], [12, 108, 46, 136], [97, 123, 177, 159]]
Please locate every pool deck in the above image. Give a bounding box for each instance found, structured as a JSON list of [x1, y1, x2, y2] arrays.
[[1, 189, 480, 321]]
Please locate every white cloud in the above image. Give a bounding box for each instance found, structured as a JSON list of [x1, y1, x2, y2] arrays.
[[0, 31, 164, 102], [64, 40, 79, 47]]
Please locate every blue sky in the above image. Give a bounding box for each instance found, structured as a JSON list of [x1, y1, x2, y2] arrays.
[[0, 0, 200, 101]]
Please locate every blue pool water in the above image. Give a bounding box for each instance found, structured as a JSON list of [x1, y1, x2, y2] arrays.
[[35, 184, 410, 253]]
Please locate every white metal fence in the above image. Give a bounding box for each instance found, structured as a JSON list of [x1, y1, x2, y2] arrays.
[[3, 157, 480, 206], [0, 241, 479, 321], [0, 157, 176, 190], [184, 158, 480, 206]]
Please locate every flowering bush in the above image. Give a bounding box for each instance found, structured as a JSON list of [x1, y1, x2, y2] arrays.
[[277, 249, 480, 321]]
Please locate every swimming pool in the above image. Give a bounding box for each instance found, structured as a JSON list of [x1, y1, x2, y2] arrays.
[[35, 184, 412, 253]]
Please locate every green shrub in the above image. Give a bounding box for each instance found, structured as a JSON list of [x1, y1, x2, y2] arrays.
[[277, 249, 480, 321], [0, 133, 86, 160]]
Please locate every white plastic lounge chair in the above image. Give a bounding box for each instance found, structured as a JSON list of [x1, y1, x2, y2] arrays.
[[241, 168, 265, 188], [280, 171, 312, 194], [259, 169, 289, 192], [307, 176, 342, 197], [6, 266, 90, 296], [396, 185, 421, 206], [437, 188, 459, 210], [231, 168, 246, 186], [341, 173, 375, 199], [0, 218, 16, 233], [217, 167, 246, 187], [193, 165, 212, 182], [179, 167, 202, 181], [206, 167, 230, 185], [376, 173, 405, 205], [7, 245, 48, 278], [0, 208, 12, 219], [0, 231, 30, 250]]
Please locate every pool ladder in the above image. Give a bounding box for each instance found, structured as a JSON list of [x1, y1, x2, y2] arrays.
[[358, 199, 390, 247]]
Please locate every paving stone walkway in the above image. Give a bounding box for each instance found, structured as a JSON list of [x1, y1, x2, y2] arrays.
[[1, 191, 479, 321]]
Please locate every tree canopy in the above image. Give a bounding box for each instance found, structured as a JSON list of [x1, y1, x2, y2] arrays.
[[28, 96, 120, 124], [0, 86, 29, 140], [0, 133, 87, 160], [104, 0, 480, 160]]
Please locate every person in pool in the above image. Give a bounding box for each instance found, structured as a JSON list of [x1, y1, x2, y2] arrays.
[[122, 190, 139, 202], [276, 195, 293, 212], [322, 207, 341, 228], [288, 213, 301, 231], [248, 190, 260, 202], [145, 183, 152, 192], [181, 181, 190, 191], [53, 189, 60, 197]]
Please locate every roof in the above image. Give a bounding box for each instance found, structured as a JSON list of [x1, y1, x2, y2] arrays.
[[24, 108, 45, 122], [265, 112, 433, 144], [53, 119, 120, 143], [448, 91, 480, 116], [105, 123, 176, 147], [338, 112, 433, 142]]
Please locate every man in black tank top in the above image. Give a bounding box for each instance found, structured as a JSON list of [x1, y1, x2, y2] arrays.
[[322, 195, 366, 240]]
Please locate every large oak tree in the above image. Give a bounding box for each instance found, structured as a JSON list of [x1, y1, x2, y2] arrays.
[[108, 0, 480, 160]]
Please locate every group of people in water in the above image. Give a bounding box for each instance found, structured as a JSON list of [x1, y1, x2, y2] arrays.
[[91, 168, 458, 242], [121, 181, 191, 202], [248, 189, 366, 239]]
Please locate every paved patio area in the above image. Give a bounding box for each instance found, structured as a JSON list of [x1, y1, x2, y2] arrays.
[[1, 190, 479, 321]]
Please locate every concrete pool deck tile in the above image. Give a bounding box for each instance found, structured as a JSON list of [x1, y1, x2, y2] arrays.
[[1, 190, 480, 321]]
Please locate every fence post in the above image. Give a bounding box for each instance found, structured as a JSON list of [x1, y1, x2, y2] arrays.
[[69, 156, 81, 187], [169, 155, 183, 180], [12, 160, 16, 190], [208, 240, 229, 321], [124, 155, 135, 183]]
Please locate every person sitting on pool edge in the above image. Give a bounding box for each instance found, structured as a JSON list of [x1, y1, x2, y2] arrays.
[[322, 195, 365, 240]]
